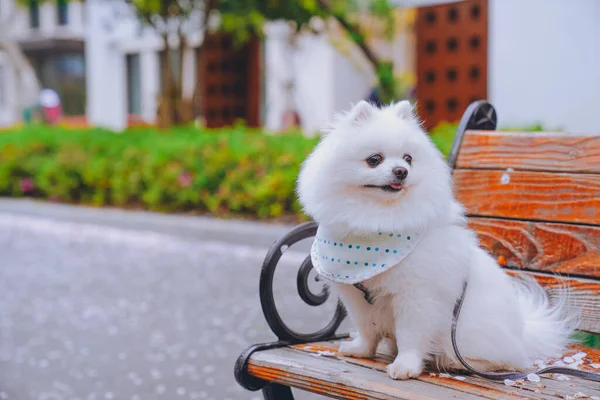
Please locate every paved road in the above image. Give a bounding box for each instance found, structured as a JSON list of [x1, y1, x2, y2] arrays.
[[0, 200, 346, 400]]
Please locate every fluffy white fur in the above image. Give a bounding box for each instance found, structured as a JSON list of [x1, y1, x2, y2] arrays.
[[297, 100, 577, 380]]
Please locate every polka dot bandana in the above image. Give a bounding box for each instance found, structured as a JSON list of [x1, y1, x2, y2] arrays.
[[311, 225, 424, 284]]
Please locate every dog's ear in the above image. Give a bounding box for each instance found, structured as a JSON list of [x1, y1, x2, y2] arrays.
[[394, 100, 413, 120], [348, 101, 374, 123]]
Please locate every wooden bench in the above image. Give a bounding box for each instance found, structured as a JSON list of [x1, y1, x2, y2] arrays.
[[235, 101, 600, 399]]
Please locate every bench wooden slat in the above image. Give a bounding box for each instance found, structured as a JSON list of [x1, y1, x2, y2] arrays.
[[290, 343, 551, 400], [302, 341, 600, 398], [248, 340, 600, 400], [510, 271, 600, 333], [250, 345, 519, 400], [454, 169, 600, 225], [469, 217, 600, 277], [456, 130, 600, 173]]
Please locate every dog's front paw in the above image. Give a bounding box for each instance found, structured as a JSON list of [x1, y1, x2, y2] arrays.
[[386, 352, 423, 380], [338, 338, 376, 358]]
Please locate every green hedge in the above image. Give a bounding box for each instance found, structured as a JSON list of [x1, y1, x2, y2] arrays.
[[0, 125, 323, 219]]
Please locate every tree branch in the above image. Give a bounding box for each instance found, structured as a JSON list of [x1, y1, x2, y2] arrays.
[[0, 6, 41, 108], [315, 0, 381, 69], [202, 0, 217, 38], [124, 0, 157, 29]]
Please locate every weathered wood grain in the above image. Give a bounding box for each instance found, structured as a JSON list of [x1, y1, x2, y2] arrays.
[[248, 340, 600, 400], [249, 346, 513, 400], [456, 130, 600, 172], [454, 169, 600, 225], [292, 343, 553, 400], [468, 217, 600, 277], [298, 341, 600, 398]]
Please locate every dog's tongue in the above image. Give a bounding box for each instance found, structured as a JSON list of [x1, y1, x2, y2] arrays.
[[389, 184, 403, 190]]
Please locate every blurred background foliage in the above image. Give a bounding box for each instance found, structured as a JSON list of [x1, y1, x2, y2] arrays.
[[124, 0, 401, 122]]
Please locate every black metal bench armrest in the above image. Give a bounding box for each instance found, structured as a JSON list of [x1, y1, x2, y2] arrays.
[[234, 221, 347, 393]]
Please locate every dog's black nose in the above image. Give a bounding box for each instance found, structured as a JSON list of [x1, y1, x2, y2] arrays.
[[393, 167, 408, 180]]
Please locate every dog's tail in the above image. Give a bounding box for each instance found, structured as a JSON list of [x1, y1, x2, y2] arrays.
[[515, 276, 579, 361]]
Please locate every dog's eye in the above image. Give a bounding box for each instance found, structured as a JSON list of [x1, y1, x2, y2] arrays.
[[366, 154, 383, 167], [403, 154, 412, 166]]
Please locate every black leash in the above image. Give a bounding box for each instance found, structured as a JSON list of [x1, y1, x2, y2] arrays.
[[354, 283, 375, 304], [451, 280, 600, 382]]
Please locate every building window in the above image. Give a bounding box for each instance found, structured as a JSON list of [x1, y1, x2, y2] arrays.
[[126, 54, 142, 116], [29, 0, 40, 28], [57, 0, 68, 25]]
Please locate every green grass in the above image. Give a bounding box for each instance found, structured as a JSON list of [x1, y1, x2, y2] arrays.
[[429, 122, 458, 157], [573, 331, 600, 348]]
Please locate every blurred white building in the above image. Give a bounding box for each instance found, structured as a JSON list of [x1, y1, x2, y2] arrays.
[[87, 0, 214, 130], [85, 3, 374, 132], [0, 0, 599, 132], [0, 0, 85, 126], [487, 0, 600, 132]]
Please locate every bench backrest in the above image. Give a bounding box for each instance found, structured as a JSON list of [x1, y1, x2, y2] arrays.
[[450, 101, 600, 334]]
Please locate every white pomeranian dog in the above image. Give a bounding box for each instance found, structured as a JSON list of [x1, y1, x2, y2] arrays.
[[297, 100, 576, 380]]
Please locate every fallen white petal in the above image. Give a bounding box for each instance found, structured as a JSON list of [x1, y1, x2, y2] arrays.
[[503, 379, 516, 386], [527, 373, 541, 382], [429, 373, 437, 377], [564, 356, 575, 363], [439, 373, 451, 378], [316, 350, 336, 357], [555, 374, 571, 381], [453, 376, 466, 381], [573, 352, 587, 360], [590, 364, 600, 369], [554, 361, 567, 367]]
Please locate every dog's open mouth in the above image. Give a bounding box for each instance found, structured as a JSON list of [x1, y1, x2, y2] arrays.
[[364, 184, 404, 193]]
